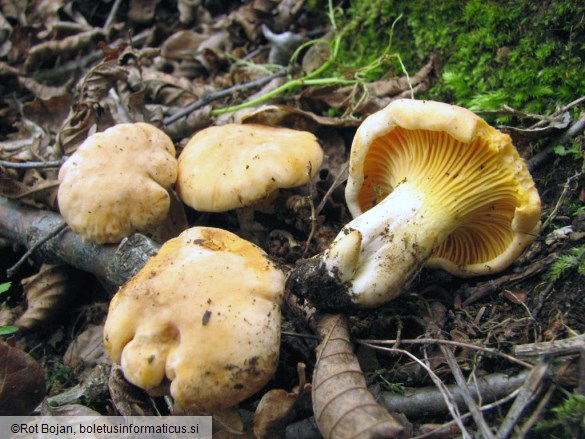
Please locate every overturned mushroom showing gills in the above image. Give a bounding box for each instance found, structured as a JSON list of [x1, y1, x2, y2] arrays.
[[289, 99, 541, 309], [103, 226, 285, 412], [176, 123, 323, 230], [58, 123, 186, 244]]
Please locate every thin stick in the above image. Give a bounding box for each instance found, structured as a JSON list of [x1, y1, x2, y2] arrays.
[[528, 115, 585, 172], [163, 67, 288, 125], [6, 223, 69, 278], [0, 159, 65, 169], [516, 384, 555, 437], [541, 171, 582, 230], [440, 344, 496, 439], [361, 342, 472, 439], [413, 388, 521, 439], [316, 161, 349, 216], [495, 363, 548, 439], [358, 338, 534, 369], [104, 0, 124, 29], [303, 162, 318, 257]]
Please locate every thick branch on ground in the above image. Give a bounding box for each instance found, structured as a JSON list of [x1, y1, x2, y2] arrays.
[[0, 197, 159, 286], [513, 334, 585, 359], [312, 313, 407, 439], [380, 370, 529, 419]]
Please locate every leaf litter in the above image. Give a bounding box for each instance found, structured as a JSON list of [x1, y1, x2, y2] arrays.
[[0, 1, 583, 437]]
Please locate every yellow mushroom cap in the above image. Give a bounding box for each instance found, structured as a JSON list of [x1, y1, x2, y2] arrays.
[[103, 226, 285, 412], [176, 124, 323, 212], [345, 99, 541, 276], [58, 123, 177, 244]]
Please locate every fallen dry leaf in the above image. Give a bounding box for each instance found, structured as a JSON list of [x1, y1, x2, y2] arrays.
[[0, 340, 46, 415], [312, 314, 408, 439], [253, 363, 310, 439], [15, 264, 71, 331]]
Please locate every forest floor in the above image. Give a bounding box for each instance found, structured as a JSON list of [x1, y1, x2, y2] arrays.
[[0, 1, 584, 438]]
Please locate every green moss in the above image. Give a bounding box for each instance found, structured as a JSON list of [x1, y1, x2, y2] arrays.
[[321, 0, 585, 120], [533, 391, 585, 438]]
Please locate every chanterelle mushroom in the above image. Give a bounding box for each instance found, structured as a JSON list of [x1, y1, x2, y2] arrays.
[[176, 123, 323, 231], [288, 99, 541, 310], [58, 123, 186, 244], [103, 226, 285, 412]]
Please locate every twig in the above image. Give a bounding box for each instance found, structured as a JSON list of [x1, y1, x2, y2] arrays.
[[316, 161, 349, 216], [380, 369, 530, 420], [163, 67, 288, 125], [462, 253, 559, 306], [554, 95, 585, 118], [361, 342, 471, 439], [413, 387, 522, 439], [528, 115, 585, 172], [104, 0, 124, 30], [360, 338, 534, 369], [6, 223, 68, 278], [0, 197, 159, 286], [495, 363, 548, 439], [541, 171, 583, 230], [516, 383, 555, 437], [303, 163, 318, 258], [0, 159, 65, 169], [513, 333, 585, 359], [439, 344, 496, 439]]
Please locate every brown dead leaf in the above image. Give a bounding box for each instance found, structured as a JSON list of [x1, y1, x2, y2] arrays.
[[300, 55, 439, 117], [64, 325, 110, 382], [55, 60, 129, 155], [22, 95, 74, 139], [0, 169, 59, 209], [253, 363, 310, 439], [0, 118, 45, 161], [161, 30, 207, 60], [178, 0, 211, 25], [312, 314, 408, 439], [0, 340, 46, 415], [15, 264, 72, 331], [129, 0, 161, 24], [108, 365, 160, 416], [272, 0, 307, 32], [24, 28, 106, 73], [240, 104, 361, 131]]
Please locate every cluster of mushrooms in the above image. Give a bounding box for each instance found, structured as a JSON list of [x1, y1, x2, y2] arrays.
[[56, 99, 542, 415]]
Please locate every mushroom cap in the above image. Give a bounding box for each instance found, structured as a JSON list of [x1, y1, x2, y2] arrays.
[[345, 99, 541, 276], [176, 123, 323, 212], [103, 226, 285, 412], [58, 123, 177, 244]]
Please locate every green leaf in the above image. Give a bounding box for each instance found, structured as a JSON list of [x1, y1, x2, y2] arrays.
[[0, 326, 19, 336], [0, 283, 11, 295]]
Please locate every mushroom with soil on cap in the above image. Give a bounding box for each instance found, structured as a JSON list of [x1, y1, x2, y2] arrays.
[[103, 226, 285, 413], [287, 99, 541, 310], [175, 123, 323, 234], [57, 122, 187, 244]]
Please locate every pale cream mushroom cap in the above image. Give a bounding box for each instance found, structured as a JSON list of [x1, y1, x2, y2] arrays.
[[57, 123, 178, 244], [103, 226, 285, 412], [345, 99, 541, 276], [176, 124, 323, 212]]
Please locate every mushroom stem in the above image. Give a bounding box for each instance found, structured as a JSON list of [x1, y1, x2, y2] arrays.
[[323, 182, 457, 308], [323, 181, 456, 308]]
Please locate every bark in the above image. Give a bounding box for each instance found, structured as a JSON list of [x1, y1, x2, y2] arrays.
[[0, 197, 159, 287], [380, 371, 529, 419]]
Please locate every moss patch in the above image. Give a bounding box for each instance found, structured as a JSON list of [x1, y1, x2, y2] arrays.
[[319, 0, 585, 121]]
